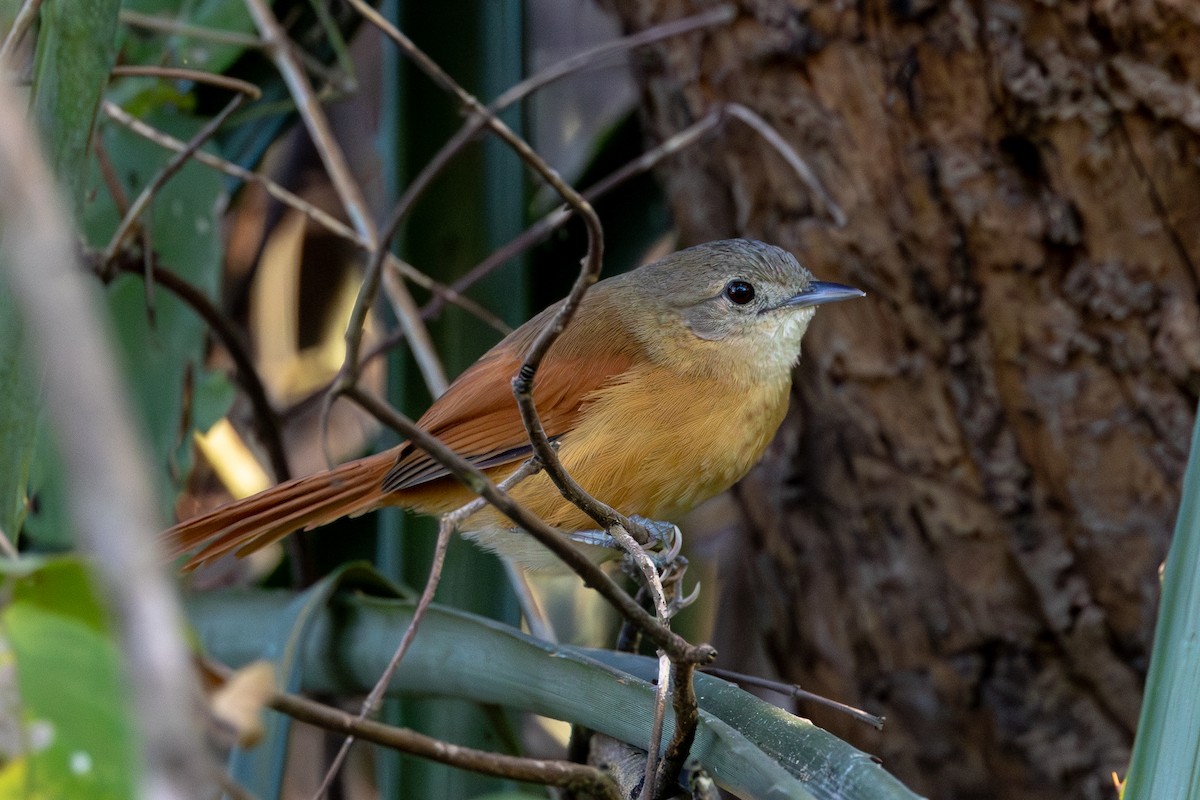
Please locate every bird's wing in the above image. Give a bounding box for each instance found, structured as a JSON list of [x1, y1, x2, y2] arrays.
[[382, 295, 641, 493]]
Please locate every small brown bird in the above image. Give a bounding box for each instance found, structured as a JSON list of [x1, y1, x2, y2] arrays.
[[167, 239, 863, 570]]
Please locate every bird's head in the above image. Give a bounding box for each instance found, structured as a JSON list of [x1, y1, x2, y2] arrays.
[[630, 239, 864, 378]]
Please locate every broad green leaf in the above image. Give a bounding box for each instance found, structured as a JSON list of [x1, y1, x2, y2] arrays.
[[16, 0, 119, 550], [215, 564, 408, 800], [1124, 404, 1200, 798], [0, 558, 136, 800], [191, 575, 921, 800], [95, 114, 230, 510], [29, 0, 121, 212], [23, 112, 231, 548]]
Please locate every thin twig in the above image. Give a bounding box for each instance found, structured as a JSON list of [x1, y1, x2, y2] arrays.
[[99, 101, 501, 330], [119, 9, 347, 88], [702, 668, 886, 729], [724, 102, 847, 227], [118, 9, 265, 49], [93, 137, 131, 215], [426, 110, 723, 318], [100, 90, 252, 272], [0, 523, 18, 559], [243, 0, 373, 243], [490, 5, 734, 113], [381, 263, 448, 396], [343, 386, 714, 667], [607, 525, 672, 800], [266, 684, 620, 799], [212, 768, 260, 800], [344, 122, 510, 358], [312, 459, 542, 796], [0, 0, 45, 65], [503, 558, 555, 643], [110, 65, 262, 98], [329, 85, 476, 391]]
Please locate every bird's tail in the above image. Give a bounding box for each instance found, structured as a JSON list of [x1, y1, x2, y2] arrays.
[[165, 450, 395, 571]]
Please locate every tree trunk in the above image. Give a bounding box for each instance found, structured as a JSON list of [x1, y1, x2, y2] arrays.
[[599, 2, 1200, 798]]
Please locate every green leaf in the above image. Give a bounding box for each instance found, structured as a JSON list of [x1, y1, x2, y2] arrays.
[[18, 0, 120, 550], [190, 576, 921, 800], [202, 564, 408, 800], [1124, 403, 1200, 798], [28, 0, 121, 213], [23, 110, 231, 548], [0, 557, 136, 799]]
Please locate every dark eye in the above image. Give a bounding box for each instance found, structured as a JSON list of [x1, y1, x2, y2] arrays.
[[723, 280, 756, 305]]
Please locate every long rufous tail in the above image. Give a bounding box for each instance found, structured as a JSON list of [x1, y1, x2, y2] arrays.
[[165, 450, 395, 571]]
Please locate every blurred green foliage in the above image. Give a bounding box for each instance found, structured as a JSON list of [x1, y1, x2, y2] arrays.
[[0, 558, 137, 799]]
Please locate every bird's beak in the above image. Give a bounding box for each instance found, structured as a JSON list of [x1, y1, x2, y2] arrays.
[[779, 280, 865, 309]]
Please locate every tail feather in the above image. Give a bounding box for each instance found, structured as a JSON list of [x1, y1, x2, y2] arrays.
[[166, 451, 395, 571]]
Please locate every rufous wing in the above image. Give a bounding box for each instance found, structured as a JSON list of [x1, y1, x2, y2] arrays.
[[383, 294, 644, 493], [165, 285, 645, 571]]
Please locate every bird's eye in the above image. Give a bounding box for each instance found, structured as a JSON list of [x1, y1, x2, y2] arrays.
[[723, 280, 756, 305]]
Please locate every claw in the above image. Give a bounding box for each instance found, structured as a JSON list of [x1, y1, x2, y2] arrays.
[[670, 580, 702, 613], [627, 516, 682, 559], [628, 516, 682, 555]]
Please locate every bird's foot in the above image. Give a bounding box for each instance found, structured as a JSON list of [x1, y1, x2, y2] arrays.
[[566, 515, 681, 561], [568, 516, 699, 618]]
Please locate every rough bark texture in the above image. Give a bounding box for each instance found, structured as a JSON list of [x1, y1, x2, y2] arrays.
[[598, 2, 1200, 798]]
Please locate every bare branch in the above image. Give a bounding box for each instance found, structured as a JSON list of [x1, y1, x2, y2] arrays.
[[0, 523, 18, 558], [100, 89, 252, 272], [702, 668, 886, 729], [426, 110, 723, 318], [110, 65, 262, 98], [503, 558, 555, 643], [118, 9, 265, 50], [724, 102, 846, 227], [381, 263, 448, 396], [491, 5, 734, 111], [266, 683, 621, 799], [242, 0, 374, 244]]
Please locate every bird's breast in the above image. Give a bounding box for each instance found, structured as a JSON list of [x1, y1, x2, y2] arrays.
[[507, 363, 792, 531]]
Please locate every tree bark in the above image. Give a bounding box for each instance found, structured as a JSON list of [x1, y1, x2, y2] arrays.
[[599, 2, 1200, 798]]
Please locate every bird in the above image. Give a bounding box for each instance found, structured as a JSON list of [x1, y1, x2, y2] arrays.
[[166, 239, 863, 571]]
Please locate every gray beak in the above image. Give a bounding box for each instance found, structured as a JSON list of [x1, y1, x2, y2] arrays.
[[780, 280, 865, 309]]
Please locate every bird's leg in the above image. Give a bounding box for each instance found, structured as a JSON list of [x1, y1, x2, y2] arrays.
[[566, 515, 681, 556]]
